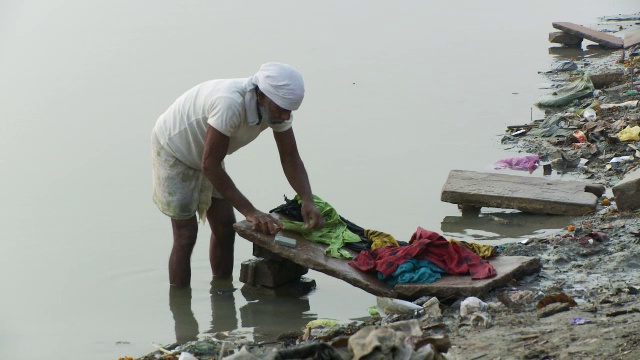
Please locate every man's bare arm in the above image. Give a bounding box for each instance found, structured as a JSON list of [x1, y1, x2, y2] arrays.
[[202, 125, 283, 234], [273, 128, 324, 229]]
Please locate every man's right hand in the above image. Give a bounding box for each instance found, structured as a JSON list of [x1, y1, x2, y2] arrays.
[[246, 209, 284, 235]]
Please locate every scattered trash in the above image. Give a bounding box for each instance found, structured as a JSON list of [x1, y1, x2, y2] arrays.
[[583, 108, 596, 121], [178, 352, 198, 360], [610, 155, 634, 169], [617, 126, 640, 141], [536, 73, 595, 107], [571, 130, 588, 143], [571, 317, 593, 325], [376, 297, 423, 317], [568, 225, 576, 231], [537, 292, 577, 309], [553, 60, 578, 72], [460, 297, 488, 316], [599, 100, 639, 109], [493, 154, 540, 173], [602, 198, 611, 206]]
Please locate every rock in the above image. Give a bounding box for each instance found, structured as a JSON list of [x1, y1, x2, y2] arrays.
[[612, 167, 640, 211], [537, 302, 570, 318], [549, 31, 583, 46]]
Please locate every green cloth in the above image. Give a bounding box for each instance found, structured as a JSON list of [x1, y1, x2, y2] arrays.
[[281, 195, 361, 259]]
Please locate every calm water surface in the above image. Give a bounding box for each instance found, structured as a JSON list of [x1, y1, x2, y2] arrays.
[[1, 1, 638, 358]]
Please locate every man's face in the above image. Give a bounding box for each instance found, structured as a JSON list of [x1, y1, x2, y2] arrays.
[[258, 96, 292, 125]]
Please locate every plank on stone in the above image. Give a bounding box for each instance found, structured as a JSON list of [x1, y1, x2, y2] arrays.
[[553, 22, 623, 49], [440, 170, 604, 215], [624, 29, 640, 49], [234, 219, 543, 301]]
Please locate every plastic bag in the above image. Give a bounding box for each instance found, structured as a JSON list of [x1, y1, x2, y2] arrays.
[[536, 73, 595, 107], [617, 126, 640, 141], [494, 154, 540, 173]]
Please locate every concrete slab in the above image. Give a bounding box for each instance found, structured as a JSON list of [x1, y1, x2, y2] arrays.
[[395, 256, 541, 300], [624, 30, 640, 49], [440, 170, 605, 215], [553, 22, 623, 49], [612, 167, 640, 211], [234, 220, 542, 300]]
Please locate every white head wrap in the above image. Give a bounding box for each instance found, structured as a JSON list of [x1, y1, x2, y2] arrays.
[[251, 62, 305, 111]]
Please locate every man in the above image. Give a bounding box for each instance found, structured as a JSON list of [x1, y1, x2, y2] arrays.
[[152, 62, 325, 287]]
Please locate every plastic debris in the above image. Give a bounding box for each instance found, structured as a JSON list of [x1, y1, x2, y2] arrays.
[[178, 352, 198, 360], [571, 317, 593, 325], [494, 154, 540, 173], [376, 297, 423, 317], [599, 100, 639, 109], [306, 319, 340, 329], [460, 297, 488, 317], [617, 126, 640, 141], [610, 155, 634, 169], [583, 108, 596, 121], [572, 130, 588, 143], [536, 73, 595, 107]]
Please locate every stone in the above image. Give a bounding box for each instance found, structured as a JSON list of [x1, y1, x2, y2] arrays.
[[549, 31, 583, 46], [239, 257, 308, 288], [612, 167, 640, 211], [240, 277, 316, 297], [440, 170, 605, 215], [552, 22, 623, 49]]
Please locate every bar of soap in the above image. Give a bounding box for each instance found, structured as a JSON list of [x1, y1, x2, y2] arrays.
[[274, 233, 296, 248]]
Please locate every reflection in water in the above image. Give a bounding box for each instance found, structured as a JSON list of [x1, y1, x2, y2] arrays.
[[169, 278, 316, 343], [208, 277, 238, 334], [441, 211, 572, 245], [240, 291, 316, 343], [169, 286, 199, 344]]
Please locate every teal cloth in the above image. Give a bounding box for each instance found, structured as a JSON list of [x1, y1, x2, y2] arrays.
[[378, 259, 447, 286], [280, 195, 361, 259]]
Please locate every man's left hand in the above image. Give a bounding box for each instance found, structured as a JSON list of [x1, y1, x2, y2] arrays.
[[301, 201, 324, 229]]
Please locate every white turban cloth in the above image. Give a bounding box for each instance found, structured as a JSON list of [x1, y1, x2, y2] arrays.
[[251, 62, 305, 111]]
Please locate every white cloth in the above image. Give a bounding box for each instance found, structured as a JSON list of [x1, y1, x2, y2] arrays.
[[153, 78, 292, 170], [152, 75, 293, 220], [250, 62, 305, 111]]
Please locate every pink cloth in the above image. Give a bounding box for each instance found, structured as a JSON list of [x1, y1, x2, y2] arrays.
[[494, 154, 540, 174]]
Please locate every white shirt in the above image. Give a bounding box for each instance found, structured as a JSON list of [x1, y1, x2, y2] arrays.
[[153, 78, 292, 169]]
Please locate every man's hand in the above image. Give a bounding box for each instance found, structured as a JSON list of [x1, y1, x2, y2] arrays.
[[301, 201, 324, 229], [246, 209, 284, 235]]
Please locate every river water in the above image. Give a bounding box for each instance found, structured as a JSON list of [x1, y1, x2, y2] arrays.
[[1, 1, 638, 359]]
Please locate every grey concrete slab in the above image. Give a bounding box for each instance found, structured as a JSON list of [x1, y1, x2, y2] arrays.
[[624, 30, 640, 49], [440, 170, 605, 215], [234, 220, 542, 300], [612, 167, 640, 211], [553, 22, 623, 49], [394, 256, 541, 300]]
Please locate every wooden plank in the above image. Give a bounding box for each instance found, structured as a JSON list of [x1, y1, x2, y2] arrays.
[[233, 220, 398, 298], [440, 170, 605, 215], [553, 22, 623, 49], [624, 29, 640, 49], [394, 256, 541, 300], [234, 219, 543, 300]]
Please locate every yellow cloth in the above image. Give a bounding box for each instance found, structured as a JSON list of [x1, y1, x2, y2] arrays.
[[449, 239, 496, 259], [364, 229, 399, 250], [618, 125, 640, 141]]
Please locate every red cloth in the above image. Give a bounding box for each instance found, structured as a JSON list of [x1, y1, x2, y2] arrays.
[[348, 227, 496, 280]]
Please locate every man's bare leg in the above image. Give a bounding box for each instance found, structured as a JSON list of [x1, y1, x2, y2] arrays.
[[170, 216, 198, 287], [207, 197, 236, 277]]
